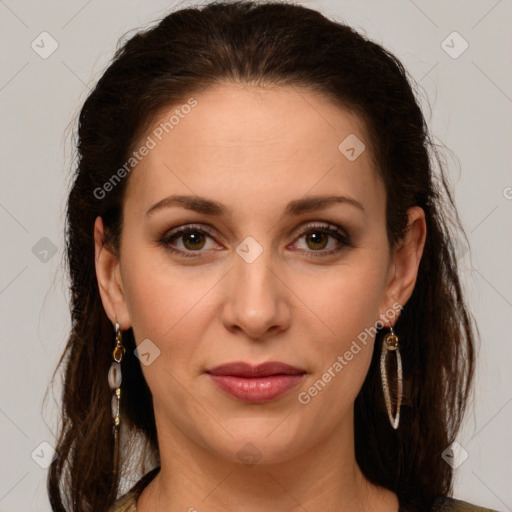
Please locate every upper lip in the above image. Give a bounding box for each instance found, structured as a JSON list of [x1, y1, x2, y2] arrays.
[[206, 361, 306, 377]]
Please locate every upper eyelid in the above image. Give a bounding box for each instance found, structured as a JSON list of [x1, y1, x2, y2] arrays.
[[164, 222, 347, 247], [165, 221, 344, 235]]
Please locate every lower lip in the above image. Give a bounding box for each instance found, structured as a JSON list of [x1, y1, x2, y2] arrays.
[[207, 374, 305, 403]]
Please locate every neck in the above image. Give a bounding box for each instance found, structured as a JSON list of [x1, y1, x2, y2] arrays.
[[137, 411, 398, 512]]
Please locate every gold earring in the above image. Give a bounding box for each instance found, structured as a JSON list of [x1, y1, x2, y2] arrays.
[[108, 321, 125, 474], [380, 326, 403, 430]]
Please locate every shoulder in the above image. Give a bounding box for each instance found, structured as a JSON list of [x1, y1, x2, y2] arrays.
[[107, 466, 161, 512], [107, 491, 137, 512], [432, 495, 501, 512]]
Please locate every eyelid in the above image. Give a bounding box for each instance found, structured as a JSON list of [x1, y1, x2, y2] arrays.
[[290, 222, 352, 256], [160, 223, 222, 255], [159, 221, 351, 257], [293, 221, 348, 238]]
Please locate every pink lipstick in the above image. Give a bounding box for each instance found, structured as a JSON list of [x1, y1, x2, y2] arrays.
[[206, 361, 306, 403]]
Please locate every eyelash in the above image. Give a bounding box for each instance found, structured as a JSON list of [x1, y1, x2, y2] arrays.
[[159, 222, 352, 259]]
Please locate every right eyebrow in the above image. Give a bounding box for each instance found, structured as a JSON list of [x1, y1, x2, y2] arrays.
[[145, 193, 365, 218]]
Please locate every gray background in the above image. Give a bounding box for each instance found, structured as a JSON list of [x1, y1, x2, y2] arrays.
[[1, 0, 511, 510]]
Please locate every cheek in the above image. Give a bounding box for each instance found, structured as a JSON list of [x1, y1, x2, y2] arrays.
[[119, 263, 240, 439], [294, 277, 382, 428], [119, 257, 219, 419], [295, 261, 388, 345], [292, 255, 388, 402], [120, 249, 220, 357]]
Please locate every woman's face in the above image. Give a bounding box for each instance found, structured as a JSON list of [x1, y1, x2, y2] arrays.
[[96, 82, 424, 466]]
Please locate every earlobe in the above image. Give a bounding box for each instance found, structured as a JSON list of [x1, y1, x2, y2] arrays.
[[380, 207, 427, 326], [93, 216, 131, 329]]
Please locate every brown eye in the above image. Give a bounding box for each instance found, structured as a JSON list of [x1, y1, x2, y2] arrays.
[[160, 224, 220, 258], [293, 223, 352, 259], [180, 231, 207, 250], [304, 232, 329, 250]]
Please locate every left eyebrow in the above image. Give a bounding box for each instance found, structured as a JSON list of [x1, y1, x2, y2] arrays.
[[284, 194, 365, 215], [144, 193, 365, 218]]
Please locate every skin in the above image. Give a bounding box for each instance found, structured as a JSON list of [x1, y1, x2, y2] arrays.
[[94, 82, 426, 512]]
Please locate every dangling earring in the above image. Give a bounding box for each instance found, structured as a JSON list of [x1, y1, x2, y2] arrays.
[[380, 326, 403, 430], [108, 320, 125, 474]]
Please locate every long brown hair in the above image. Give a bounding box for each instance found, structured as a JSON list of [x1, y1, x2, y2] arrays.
[[47, 2, 476, 510]]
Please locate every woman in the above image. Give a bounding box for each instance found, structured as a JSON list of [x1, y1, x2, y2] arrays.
[[47, 1, 498, 511]]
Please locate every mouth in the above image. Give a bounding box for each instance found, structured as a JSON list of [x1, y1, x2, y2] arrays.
[[205, 361, 306, 403]]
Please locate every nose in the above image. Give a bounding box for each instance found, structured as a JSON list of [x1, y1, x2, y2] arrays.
[[220, 245, 292, 340]]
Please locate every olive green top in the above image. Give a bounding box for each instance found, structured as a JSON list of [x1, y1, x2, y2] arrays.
[[108, 467, 500, 512]]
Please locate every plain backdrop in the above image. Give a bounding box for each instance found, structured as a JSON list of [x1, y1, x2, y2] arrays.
[[0, 1, 511, 510]]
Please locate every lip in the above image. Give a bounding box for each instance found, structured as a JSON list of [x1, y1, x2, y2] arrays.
[[206, 361, 306, 403], [207, 361, 306, 377]]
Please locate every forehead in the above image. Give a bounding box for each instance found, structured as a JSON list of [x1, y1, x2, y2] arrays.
[[124, 82, 383, 216]]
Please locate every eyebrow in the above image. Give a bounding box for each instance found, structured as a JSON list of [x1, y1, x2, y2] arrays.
[[144, 193, 365, 218]]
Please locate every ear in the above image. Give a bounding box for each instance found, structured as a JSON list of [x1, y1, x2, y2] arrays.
[[378, 206, 427, 327], [94, 216, 132, 329]]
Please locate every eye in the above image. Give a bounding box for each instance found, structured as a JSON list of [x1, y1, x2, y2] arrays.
[[292, 223, 352, 258], [159, 222, 352, 259], [160, 224, 220, 258]]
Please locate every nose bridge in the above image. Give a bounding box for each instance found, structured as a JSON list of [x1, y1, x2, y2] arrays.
[[236, 239, 274, 300], [222, 235, 290, 338]]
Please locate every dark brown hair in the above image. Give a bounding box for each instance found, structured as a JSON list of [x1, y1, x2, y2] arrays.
[[47, 1, 476, 511]]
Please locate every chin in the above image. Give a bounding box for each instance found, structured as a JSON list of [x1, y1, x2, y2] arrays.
[[202, 420, 312, 467]]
